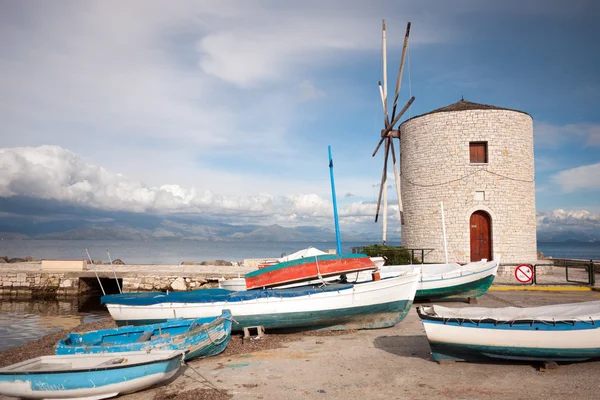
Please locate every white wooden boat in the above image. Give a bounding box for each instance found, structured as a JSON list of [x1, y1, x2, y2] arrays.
[[0, 350, 183, 399], [418, 301, 600, 362], [349, 258, 500, 300], [102, 269, 420, 331]]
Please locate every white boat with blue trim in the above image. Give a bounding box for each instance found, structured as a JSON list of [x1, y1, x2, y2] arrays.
[[102, 269, 420, 331], [418, 301, 600, 363], [349, 257, 500, 300], [0, 350, 183, 399]]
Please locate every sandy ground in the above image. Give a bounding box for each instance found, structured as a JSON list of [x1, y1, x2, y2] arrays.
[[2, 289, 600, 400]]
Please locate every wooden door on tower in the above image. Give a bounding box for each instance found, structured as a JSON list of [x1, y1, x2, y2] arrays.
[[470, 211, 491, 261]]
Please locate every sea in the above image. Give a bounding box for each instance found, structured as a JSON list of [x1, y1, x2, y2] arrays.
[[0, 240, 599, 351], [1, 240, 599, 264]]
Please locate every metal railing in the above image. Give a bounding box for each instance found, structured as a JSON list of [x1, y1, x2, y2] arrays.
[[351, 246, 435, 264], [552, 258, 598, 286]]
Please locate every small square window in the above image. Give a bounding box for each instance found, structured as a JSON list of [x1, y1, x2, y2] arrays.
[[474, 191, 485, 201], [470, 142, 488, 163]]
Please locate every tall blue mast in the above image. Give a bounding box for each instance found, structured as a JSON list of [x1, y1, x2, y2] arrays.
[[328, 146, 342, 255]]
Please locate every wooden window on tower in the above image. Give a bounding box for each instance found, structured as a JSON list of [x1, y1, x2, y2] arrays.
[[469, 142, 488, 163]]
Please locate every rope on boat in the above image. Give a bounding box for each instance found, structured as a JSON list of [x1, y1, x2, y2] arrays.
[[315, 255, 329, 287]]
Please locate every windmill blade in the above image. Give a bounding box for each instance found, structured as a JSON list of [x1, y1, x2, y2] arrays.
[[390, 22, 411, 123], [382, 96, 415, 137], [375, 138, 391, 222], [372, 136, 386, 157], [378, 82, 389, 128], [390, 139, 405, 225]]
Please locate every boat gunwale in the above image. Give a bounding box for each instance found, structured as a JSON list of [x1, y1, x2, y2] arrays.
[[0, 352, 183, 376], [417, 307, 600, 327]]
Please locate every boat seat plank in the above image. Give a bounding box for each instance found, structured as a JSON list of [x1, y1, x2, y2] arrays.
[[98, 358, 125, 366], [136, 331, 154, 342]]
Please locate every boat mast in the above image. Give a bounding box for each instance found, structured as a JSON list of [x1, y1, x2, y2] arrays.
[[441, 202, 449, 264], [328, 146, 342, 255]]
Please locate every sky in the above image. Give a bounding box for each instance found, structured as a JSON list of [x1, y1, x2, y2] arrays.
[[0, 0, 599, 239]]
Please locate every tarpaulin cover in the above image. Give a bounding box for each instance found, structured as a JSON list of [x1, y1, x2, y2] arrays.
[[245, 253, 370, 278], [102, 283, 354, 306], [422, 301, 600, 322]]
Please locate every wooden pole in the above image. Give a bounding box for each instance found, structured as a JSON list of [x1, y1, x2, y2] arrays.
[[382, 141, 388, 245], [382, 20, 388, 125], [390, 22, 411, 123], [390, 140, 404, 225], [375, 139, 390, 222], [441, 202, 449, 265]]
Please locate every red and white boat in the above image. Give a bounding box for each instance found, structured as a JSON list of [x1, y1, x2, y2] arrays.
[[244, 253, 377, 290]]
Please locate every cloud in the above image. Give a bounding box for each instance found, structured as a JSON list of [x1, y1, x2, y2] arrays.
[[298, 80, 325, 101], [0, 145, 385, 229], [537, 209, 599, 224], [551, 163, 600, 193], [534, 122, 600, 148]]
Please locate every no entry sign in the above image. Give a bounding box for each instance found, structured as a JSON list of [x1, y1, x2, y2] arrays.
[[515, 264, 534, 283]]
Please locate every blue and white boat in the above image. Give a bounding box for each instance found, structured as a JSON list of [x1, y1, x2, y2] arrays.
[[0, 350, 183, 399], [418, 301, 600, 363], [56, 310, 232, 361], [350, 257, 500, 300], [102, 271, 420, 331]]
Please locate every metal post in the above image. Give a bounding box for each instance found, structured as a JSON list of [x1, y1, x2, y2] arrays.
[[590, 260, 595, 286], [106, 250, 123, 294], [421, 249, 424, 264], [85, 248, 106, 296]]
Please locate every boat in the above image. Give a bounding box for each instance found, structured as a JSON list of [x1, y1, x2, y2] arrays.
[[417, 301, 600, 363], [55, 310, 232, 361], [347, 257, 500, 301], [244, 253, 377, 290], [101, 269, 420, 331], [0, 350, 183, 400]]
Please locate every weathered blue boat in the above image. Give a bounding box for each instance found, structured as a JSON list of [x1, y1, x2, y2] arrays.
[[0, 350, 183, 399], [56, 310, 232, 361]]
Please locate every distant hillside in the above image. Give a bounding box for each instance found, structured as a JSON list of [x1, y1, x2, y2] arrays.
[[537, 229, 597, 243], [0, 232, 30, 240]]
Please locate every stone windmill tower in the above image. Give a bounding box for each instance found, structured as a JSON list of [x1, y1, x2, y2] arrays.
[[398, 99, 537, 264]]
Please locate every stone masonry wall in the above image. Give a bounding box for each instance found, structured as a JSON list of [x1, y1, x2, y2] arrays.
[[0, 272, 79, 297], [399, 109, 537, 264]]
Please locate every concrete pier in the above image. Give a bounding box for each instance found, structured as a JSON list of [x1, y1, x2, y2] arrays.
[[0, 261, 254, 298]]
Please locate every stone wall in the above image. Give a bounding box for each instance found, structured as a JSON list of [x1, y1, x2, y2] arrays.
[[121, 276, 216, 292], [0, 271, 217, 297], [0, 272, 79, 297], [399, 109, 537, 264]]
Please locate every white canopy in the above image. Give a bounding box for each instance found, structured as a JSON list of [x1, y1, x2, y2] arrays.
[[278, 247, 327, 263], [423, 301, 600, 322]]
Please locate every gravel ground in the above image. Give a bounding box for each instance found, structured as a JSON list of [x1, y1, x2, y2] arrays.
[[0, 318, 354, 400]]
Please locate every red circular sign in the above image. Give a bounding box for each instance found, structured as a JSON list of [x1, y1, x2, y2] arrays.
[[515, 264, 534, 283]]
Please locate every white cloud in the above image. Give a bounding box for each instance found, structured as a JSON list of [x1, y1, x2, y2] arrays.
[[0, 145, 388, 231], [551, 163, 600, 193], [298, 80, 326, 101], [534, 122, 600, 148]]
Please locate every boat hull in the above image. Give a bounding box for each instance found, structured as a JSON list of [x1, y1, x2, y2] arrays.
[[351, 259, 499, 300], [418, 307, 600, 362], [104, 274, 419, 331], [0, 351, 183, 400], [245, 254, 376, 290], [56, 311, 232, 361]]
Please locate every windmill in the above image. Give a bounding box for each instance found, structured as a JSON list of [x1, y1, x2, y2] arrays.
[[372, 20, 414, 244]]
